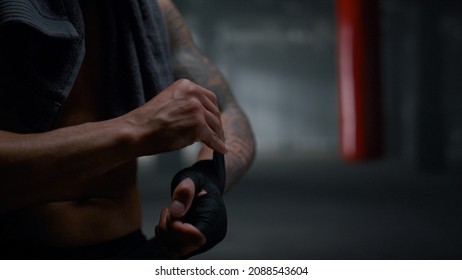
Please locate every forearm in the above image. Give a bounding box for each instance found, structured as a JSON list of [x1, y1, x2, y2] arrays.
[[158, 0, 256, 190], [173, 48, 256, 191], [0, 117, 135, 213], [198, 104, 256, 191], [0, 79, 225, 213]]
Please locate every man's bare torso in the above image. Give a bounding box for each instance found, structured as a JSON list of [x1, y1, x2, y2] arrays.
[[3, 1, 143, 247]]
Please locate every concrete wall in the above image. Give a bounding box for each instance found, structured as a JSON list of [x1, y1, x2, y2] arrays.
[[172, 0, 462, 166]]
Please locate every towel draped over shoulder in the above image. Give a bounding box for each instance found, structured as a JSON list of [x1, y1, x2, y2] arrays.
[[0, 0, 173, 133]]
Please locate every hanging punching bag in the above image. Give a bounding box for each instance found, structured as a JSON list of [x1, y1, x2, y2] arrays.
[[336, 0, 383, 161]]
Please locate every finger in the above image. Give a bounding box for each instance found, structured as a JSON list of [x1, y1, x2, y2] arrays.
[[156, 220, 205, 259], [194, 91, 221, 121], [190, 83, 219, 108], [170, 178, 196, 218], [196, 113, 226, 154], [174, 79, 219, 108], [170, 220, 206, 247], [156, 209, 173, 251], [183, 82, 222, 130], [155, 225, 180, 259], [203, 109, 224, 141], [200, 130, 228, 154], [175, 98, 225, 153], [188, 86, 223, 140], [158, 208, 170, 233], [186, 90, 223, 141]]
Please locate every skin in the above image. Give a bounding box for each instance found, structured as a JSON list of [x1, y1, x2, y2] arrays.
[[0, 0, 255, 258], [155, 0, 256, 258]]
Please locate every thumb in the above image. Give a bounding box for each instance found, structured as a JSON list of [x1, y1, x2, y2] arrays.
[[170, 178, 196, 218]]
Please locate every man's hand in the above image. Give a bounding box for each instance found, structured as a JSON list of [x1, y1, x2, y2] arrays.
[[155, 178, 206, 259], [123, 79, 226, 157], [155, 152, 227, 259]]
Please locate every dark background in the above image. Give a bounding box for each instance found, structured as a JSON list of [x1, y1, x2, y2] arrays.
[[138, 0, 462, 259]]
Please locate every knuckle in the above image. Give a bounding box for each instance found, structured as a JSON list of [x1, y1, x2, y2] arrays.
[[189, 99, 203, 112], [176, 78, 192, 86], [209, 91, 218, 103], [178, 78, 197, 92]]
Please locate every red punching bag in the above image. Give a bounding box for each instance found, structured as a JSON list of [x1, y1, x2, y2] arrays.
[[336, 0, 383, 161]]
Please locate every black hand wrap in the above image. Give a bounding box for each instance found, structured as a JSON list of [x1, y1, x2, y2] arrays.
[[170, 151, 227, 256]]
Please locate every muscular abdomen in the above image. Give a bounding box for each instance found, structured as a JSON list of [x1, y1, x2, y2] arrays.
[[3, 161, 142, 247]]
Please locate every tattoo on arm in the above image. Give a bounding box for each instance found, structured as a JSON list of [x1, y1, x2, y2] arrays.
[[158, 0, 256, 189], [221, 104, 256, 189], [174, 48, 256, 189]]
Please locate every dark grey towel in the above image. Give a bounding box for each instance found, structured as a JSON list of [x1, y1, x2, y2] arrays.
[[100, 0, 173, 118], [0, 0, 173, 133]]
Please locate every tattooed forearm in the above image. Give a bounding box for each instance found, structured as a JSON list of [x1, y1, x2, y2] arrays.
[[172, 46, 233, 109], [221, 104, 256, 189], [174, 46, 256, 190], [157, 0, 256, 190]]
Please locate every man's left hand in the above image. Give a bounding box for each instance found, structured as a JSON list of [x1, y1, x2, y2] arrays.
[[155, 178, 206, 259]]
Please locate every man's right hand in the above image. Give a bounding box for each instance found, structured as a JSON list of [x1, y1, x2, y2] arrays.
[[123, 79, 226, 156]]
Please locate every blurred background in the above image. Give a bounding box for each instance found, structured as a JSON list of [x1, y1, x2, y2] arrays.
[[138, 0, 462, 259]]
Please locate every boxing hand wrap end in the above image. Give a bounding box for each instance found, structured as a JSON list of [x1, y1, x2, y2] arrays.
[[170, 151, 227, 257]]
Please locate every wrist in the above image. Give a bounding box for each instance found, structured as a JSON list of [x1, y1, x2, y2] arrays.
[[106, 115, 144, 159]]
